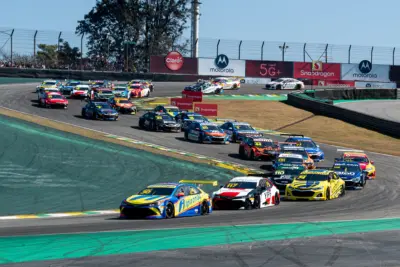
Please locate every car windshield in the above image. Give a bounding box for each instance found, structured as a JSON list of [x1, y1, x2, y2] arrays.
[[294, 141, 316, 148], [137, 187, 174, 195], [274, 78, 284, 82], [130, 85, 141, 89], [295, 173, 329, 181], [186, 115, 205, 121], [100, 90, 113, 94], [277, 157, 303, 164], [283, 150, 308, 158], [333, 164, 360, 172], [117, 100, 131, 104], [95, 103, 111, 109], [94, 82, 104, 85], [201, 125, 220, 131], [68, 82, 80, 86], [43, 81, 56, 85], [45, 89, 58, 92], [234, 124, 254, 131], [114, 88, 126, 91], [48, 94, 63, 99], [155, 114, 173, 120], [254, 141, 274, 147], [344, 156, 368, 163], [274, 169, 303, 176], [76, 87, 87, 90], [166, 108, 179, 112], [224, 182, 257, 189]]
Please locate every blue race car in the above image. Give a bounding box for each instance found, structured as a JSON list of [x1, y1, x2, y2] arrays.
[[175, 112, 209, 131], [332, 161, 367, 188], [184, 122, 230, 144], [119, 180, 217, 219], [282, 134, 325, 162], [113, 85, 130, 98], [81, 101, 119, 121], [219, 121, 263, 142], [60, 80, 81, 95]]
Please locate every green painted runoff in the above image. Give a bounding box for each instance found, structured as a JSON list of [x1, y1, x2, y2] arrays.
[[2, 218, 400, 264], [0, 114, 240, 215]]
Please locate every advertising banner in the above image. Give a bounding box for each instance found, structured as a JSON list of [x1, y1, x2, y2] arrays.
[[355, 81, 396, 89], [194, 103, 218, 116], [240, 77, 271, 84], [150, 53, 198, 74], [312, 80, 355, 88], [245, 60, 293, 78], [182, 90, 203, 102], [294, 61, 341, 80], [198, 54, 245, 77], [170, 98, 193, 110], [341, 60, 390, 82]]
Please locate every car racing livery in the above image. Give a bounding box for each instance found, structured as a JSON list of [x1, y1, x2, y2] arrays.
[[139, 111, 181, 132], [184, 122, 230, 144], [280, 146, 315, 169], [273, 153, 305, 170], [285, 169, 345, 201], [265, 78, 304, 90], [90, 80, 110, 89], [270, 164, 306, 194], [212, 176, 280, 210], [129, 83, 151, 98], [120, 180, 216, 219], [94, 88, 114, 101], [37, 87, 60, 100], [81, 101, 119, 121], [220, 121, 262, 142], [283, 134, 325, 162], [154, 105, 180, 117], [38, 92, 68, 109], [184, 81, 224, 94], [36, 80, 60, 92], [60, 80, 81, 95], [212, 77, 241, 90], [332, 161, 367, 188], [239, 137, 279, 160], [335, 149, 376, 179], [107, 97, 137, 114], [175, 112, 209, 131], [70, 84, 90, 98], [129, 79, 154, 92], [112, 85, 130, 98]]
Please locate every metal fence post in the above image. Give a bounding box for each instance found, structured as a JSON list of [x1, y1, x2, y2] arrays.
[[261, 41, 264, 60], [393, 47, 395, 65], [238, 40, 242, 59], [58, 32, 62, 51], [33, 30, 38, 61], [370, 46, 374, 64], [348, 45, 351, 63], [282, 42, 286, 61], [325, 44, 328, 63], [303, 43, 306, 62], [10, 29, 14, 66], [195, 38, 198, 58], [216, 39, 220, 56], [80, 34, 84, 70]]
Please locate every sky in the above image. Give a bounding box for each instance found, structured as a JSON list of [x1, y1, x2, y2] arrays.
[[0, 0, 399, 63]]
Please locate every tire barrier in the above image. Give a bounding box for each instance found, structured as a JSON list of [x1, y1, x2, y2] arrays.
[[286, 92, 400, 138], [304, 88, 398, 100]]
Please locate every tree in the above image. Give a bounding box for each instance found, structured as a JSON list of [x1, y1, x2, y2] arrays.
[[58, 39, 81, 68], [76, 0, 190, 71], [36, 44, 58, 67], [36, 40, 81, 68]]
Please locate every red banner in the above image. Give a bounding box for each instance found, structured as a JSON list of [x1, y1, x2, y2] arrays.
[[182, 90, 203, 102], [312, 80, 355, 87], [294, 62, 341, 80], [170, 98, 193, 110], [245, 60, 293, 78], [194, 103, 218, 116], [150, 55, 198, 74]]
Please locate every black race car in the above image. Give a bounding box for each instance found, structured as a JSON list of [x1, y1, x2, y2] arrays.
[[138, 111, 181, 132]]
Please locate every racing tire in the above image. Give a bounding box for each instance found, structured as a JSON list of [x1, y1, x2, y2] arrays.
[[250, 150, 256, 160], [184, 132, 188, 140], [238, 146, 245, 159], [339, 185, 345, 197], [274, 193, 280, 205], [231, 134, 237, 143], [200, 201, 209, 215], [244, 199, 252, 210], [276, 85, 282, 90], [198, 134, 204, 144], [325, 188, 331, 200], [94, 113, 99, 120], [232, 84, 238, 90], [138, 120, 144, 129], [253, 194, 261, 209], [81, 110, 86, 118], [146, 91, 150, 97], [150, 121, 155, 131], [294, 84, 301, 90], [165, 202, 175, 219]]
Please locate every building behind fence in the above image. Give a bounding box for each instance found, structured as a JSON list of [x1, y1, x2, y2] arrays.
[[1, 27, 400, 71]]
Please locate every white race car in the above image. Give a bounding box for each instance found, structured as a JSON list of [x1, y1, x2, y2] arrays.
[[212, 77, 241, 90], [36, 80, 60, 92], [265, 78, 304, 90], [70, 84, 90, 98], [184, 81, 223, 94], [212, 176, 280, 210]]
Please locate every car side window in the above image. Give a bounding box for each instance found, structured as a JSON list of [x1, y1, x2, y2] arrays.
[[333, 173, 339, 180], [189, 186, 200, 195], [228, 123, 233, 130]]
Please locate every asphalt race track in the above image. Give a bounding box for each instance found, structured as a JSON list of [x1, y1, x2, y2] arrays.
[[0, 82, 400, 266], [337, 100, 400, 123]]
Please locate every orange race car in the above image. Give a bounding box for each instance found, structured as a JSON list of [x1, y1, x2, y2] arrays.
[[238, 137, 280, 160], [280, 145, 315, 169], [107, 97, 137, 114]]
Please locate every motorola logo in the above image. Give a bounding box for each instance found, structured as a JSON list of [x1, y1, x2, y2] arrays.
[[214, 54, 229, 69], [359, 60, 372, 74]]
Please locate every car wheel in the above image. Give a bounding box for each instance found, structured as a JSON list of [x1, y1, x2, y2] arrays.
[[250, 150, 256, 160], [94, 113, 99, 120], [274, 193, 280, 205], [325, 188, 331, 200], [339, 185, 345, 197], [146, 91, 150, 97], [184, 132, 188, 140], [232, 84, 238, 90], [139, 119, 144, 128], [276, 85, 282, 90], [200, 201, 209, 215], [165, 202, 174, 219], [232, 134, 237, 143], [198, 134, 204, 143], [253, 194, 261, 209], [81, 110, 86, 118], [295, 84, 301, 90], [244, 199, 252, 210], [239, 146, 245, 158]]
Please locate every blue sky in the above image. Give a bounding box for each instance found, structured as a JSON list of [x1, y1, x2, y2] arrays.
[[0, 0, 399, 63]]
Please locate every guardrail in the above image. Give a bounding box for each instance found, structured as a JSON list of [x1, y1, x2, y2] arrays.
[[286, 92, 400, 138]]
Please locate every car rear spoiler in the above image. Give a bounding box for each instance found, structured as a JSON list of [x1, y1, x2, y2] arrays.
[[179, 180, 218, 187], [280, 134, 304, 137], [336, 149, 364, 153], [213, 118, 237, 122], [246, 172, 273, 177]]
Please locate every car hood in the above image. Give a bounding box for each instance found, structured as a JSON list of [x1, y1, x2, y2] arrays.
[[161, 120, 178, 124], [117, 103, 133, 108], [98, 108, 116, 113], [214, 188, 253, 198], [304, 147, 322, 154], [204, 130, 226, 136], [48, 98, 66, 102], [335, 171, 361, 180], [125, 195, 170, 205], [237, 130, 260, 135], [73, 90, 87, 93], [291, 181, 326, 189]]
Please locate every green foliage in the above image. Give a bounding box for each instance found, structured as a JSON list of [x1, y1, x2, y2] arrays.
[[36, 39, 81, 67], [76, 0, 191, 71]]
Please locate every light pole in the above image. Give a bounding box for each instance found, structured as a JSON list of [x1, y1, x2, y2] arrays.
[[0, 29, 14, 66], [279, 43, 289, 61]]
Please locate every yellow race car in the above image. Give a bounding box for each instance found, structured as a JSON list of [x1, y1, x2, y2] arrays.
[[285, 169, 345, 200]]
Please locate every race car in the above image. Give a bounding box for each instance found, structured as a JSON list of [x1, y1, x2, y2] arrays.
[[265, 78, 304, 90], [175, 112, 209, 131], [212, 176, 280, 210], [285, 169, 345, 201], [90, 80, 111, 89], [129, 83, 151, 98], [81, 101, 119, 121], [212, 77, 241, 90], [138, 111, 181, 132], [120, 180, 216, 219], [36, 80, 60, 92], [154, 105, 180, 117], [273, 153, 305, 170], [59, 80, 81, 95], [269, 164, 306, 194], [335, 149, 376, 179], [112, 85, 130, 98], [277, 141, 297, 150], [107, 97, 137, 114], [184, 81, 224, 94], [184, 122, 230, 144], [332, 161, 367, 188], [70, 84, 90, 98], [37, 87, 60, 101], [129, 79, 154, 92], [280, 146, 315, 169], [238, 137, 279, 160], [38, 92, 68, 109], [219, 121, 263, 142], [94, 88, 114, 101], [282, 134, 325, 162]]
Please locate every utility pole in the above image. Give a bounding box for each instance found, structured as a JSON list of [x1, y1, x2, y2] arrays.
[[191, 0, 200, 58]]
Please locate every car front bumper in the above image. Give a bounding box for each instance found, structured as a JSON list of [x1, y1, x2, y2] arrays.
[[285, 189, 326, 200]]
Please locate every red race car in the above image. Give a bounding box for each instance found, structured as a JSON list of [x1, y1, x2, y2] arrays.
[[239, 137, 280, 160], [39, 92, 68, 109]]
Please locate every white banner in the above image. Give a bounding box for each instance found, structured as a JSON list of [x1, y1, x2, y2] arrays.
[[240, 77, 271, 84], [341, 61, 390, 82], [198, 56, 245, 77], [355, 81, 396, 89]]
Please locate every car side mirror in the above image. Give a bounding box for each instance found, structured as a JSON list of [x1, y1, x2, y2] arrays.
[[316, 145, 320, 148], [370, 161, 374, 164], [219, 185, 223, 188], [177, 192, 185, 198]]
